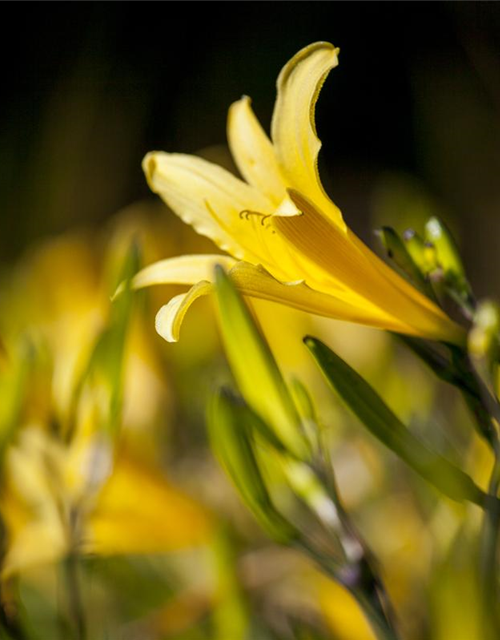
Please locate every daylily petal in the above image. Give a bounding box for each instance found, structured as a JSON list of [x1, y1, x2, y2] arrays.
[[273, 190, 465, 343], [271, 42, 345, 230], [133, 258, 417, 342], [155, 281, 213, 343], [142, 152, 273, 261], [131, 254, 237, 289], [227, 262, 416, 334], [227, 96, 287, 205], [206, 198, 316, 282]]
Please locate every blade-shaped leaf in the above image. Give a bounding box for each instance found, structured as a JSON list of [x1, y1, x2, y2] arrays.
[[214, 266, 308, 460], [207, 387, 297, 545], [305, 336, 486, 506]]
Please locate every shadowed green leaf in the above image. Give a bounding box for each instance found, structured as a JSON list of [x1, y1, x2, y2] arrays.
[[207, 387, 298, 545], [305, 336, 486, 506]]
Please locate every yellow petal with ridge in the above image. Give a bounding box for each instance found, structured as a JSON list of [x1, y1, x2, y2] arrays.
[[228, 262, 413, 333], [132, 257, 416, 342], [273, 190, 465, 344], [271, 42, 344, 229], [228, 96, 286, 205], [143, 152, 274, 260], [132, 254, 237, 289]]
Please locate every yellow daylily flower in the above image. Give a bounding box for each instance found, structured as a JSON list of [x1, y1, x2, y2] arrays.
[[134, 42, 464, 345]]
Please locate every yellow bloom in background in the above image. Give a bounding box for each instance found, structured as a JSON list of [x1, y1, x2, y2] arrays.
[[132, 42, 464, 345], [0, 426, 212, 578], [0, 224, 213, 579]]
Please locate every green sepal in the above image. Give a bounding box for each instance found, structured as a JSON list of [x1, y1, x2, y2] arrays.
[[468, 300, 500, 410], [207, 387, 298, 545], [305, 336, 487, 506], [403, 229, 433, 274], [377, 226, 433, 297], [425, 217, 466, 282], [468, 302, 500, 369], [425, 217, 474, 312]]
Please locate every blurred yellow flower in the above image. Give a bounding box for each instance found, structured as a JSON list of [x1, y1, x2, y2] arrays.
[[0, 227, 213, 578], [0, 426, 212, 577], [131, 42, 464, 344]]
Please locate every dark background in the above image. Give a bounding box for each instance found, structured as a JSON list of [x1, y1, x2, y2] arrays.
[[2, 2, 500, 295]]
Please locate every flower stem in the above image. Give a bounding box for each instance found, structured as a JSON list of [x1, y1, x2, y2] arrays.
[[480, 437, 500, 638], [64, 552, 86, 640], [351, 587, 400, 640], [312, 442, 400, 640]]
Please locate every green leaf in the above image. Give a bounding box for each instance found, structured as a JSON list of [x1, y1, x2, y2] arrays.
[[305, 336, 486, 506], [214, 266, 308, 460], [0, 338, 33, 458], [400, 336, 496, 446], [207, 387, 298, 545]]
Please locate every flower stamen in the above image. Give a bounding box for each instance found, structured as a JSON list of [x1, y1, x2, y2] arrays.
[[239, 210, 272, 227]]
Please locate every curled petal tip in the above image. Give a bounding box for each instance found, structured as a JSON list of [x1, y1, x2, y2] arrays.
[[155, 281, 213, 343]]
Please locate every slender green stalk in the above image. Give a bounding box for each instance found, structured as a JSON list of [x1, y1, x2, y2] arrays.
[[351, 588, 400, 640], [64, 551, 86, 640], [479, 437, 500, 638], [311, 437, 400, 640], [0, 603, 28, 640]]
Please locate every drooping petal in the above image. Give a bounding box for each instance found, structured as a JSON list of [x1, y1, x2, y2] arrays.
[[273, 190, 465, 344], [155, 281, 213, 343], [271, 42, 345, 229], [142, 152, 274, 261], [227, 96, 286, 204], [130, 257, 414, 342]]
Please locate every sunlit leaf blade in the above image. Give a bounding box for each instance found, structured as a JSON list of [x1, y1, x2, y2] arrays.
[[0, 339, 33, 459], [289, 378, 322, 452], [207, 387, 298, 544], [104, 240, 141, 425], [214, 266, 308, 460], [305, 337, 486, 505], [70, 241, 141, 438]]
